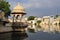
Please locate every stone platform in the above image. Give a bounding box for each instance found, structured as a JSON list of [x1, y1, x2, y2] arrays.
[[0, 26, 13, 33]]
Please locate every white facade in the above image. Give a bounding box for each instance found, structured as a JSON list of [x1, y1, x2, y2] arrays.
[[8, 15, 60, 32]]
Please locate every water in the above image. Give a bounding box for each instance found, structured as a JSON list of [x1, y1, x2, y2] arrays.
[[0, 25, 60, 40], [0, 31, 60, 40]]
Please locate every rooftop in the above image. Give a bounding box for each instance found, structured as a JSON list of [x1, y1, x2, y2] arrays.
[[12, 2, 25, 13]]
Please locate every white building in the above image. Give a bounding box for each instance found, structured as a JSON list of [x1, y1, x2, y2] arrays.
[[40, 16, 55, 32]]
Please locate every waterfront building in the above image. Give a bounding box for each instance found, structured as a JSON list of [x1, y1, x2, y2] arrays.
[[52, 16, 60, 32], [40, 16, 55, 32], [8, 14, 60, 32], [40, 16, 50, 31], [12, 2, 26, 22], [10, 2, 28, 32]]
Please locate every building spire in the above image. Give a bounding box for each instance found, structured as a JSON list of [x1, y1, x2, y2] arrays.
[[12, 2, 25, 13], [17, 2, 20, 6]]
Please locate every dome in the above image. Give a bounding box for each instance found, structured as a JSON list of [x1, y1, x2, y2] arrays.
[[12, 2, 25, 13]]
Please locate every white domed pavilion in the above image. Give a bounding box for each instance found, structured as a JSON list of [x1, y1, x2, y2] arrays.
[[11, 2, 27, 32], [12, 2, 26, 22]]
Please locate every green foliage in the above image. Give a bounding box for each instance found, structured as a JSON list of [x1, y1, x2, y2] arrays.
[[28, 16, 35, 20], [0, 0, 11, 18], [59, 22, 60, 26], [28, 28, 35, 33], [36, 20, 41, 28], [37, 25, 41, 28], [55, 30, 59, 34], [54, 15, 59, 19], [56, 15, 59, 17], [37, 20, 41, 24]]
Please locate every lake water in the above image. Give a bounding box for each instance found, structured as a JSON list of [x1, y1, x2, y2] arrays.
[[0, 31, 60, 40], [0, 24, 60, 40]]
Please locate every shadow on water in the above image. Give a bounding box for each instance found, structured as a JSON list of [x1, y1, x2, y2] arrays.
[[11, 32, 28, 40], [0, 32, 28, 40]]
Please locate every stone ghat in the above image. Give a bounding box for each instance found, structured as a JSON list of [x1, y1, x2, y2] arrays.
[[12, 22, 28, 28], [0, 26, 13, 33], [0, 22, 28, 33]]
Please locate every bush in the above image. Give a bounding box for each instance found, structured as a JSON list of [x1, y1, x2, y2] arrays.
[[59, 22, 60, 26], [37, 25, 41, 28], [28, 16, 35, 21], [28, 28, 35, 33]]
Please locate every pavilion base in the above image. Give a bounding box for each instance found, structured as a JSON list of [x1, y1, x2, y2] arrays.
[[11, 22, 28, 32], [13, 28, 26, 32]]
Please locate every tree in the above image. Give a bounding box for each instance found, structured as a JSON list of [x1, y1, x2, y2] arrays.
[[28, 16, 35, 21], [59, 21, 60, 26], [54, 15, 59, 19], [0, 0, 11, 18], [36, 20, 41, 28]]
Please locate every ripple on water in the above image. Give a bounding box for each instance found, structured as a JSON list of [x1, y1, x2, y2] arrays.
[[0, 31, 60, 40]]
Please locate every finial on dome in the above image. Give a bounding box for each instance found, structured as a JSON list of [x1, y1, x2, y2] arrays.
[[12, 2, 25, 13], [17, 2, 20, 6]]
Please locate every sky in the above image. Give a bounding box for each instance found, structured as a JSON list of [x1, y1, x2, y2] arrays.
[[6, 0, 60, 17]]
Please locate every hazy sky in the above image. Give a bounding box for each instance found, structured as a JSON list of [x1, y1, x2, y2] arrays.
[[6, 0, 60, 17]]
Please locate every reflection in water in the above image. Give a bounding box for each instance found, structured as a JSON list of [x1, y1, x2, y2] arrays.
[[27, 24, 60, 33], [11, 32, 28, 40], [0, 32, 28, 40], [0, 33, 12, 40], [0, 30, 60, 40], [0, 25, 60, 40]]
